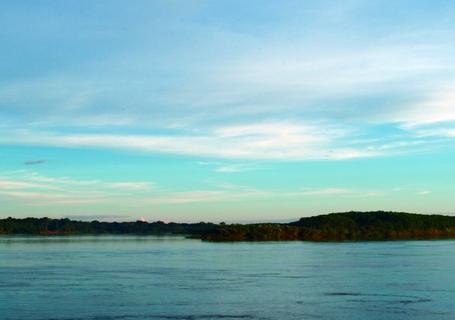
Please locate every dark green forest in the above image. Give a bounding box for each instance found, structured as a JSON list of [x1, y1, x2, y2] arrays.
[[2, 211, 455, 241], [0, 217, 216, 236], [202, 211, 455, 241]]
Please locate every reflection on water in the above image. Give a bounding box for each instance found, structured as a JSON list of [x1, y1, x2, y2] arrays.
[[1, 236, 454, 320]]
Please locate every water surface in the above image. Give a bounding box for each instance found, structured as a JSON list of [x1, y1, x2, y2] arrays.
[[1, 236, 454, 320]]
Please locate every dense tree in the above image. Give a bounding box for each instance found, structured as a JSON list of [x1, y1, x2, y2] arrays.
[[201, 211, 455, 241], [2, 211, 455, 241], [0, 217, 216, 236]]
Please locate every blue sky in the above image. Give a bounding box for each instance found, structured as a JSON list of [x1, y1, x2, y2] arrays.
[[1, 0, 455, 222]]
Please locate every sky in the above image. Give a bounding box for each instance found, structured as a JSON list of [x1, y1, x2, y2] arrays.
[[1, 0, 455, 222]]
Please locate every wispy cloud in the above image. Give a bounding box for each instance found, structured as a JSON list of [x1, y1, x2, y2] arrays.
[[0, 179, 61, 191], [0, 190, 103, 205], [0, 180, 44, 190], [297, 188, 350, 196], [25, 172, 100, 186], [280, 188, 384, 198], [0, 171, 155, 206], [215, 164, 261, 173], [1, 2, 455, 163], [397, 85, 455, 127], [143, 186, 383, 205], [145, 191, 237, 205], [108, 182, 152, 191], [0, 170, 385, 211], [0, 122, 382, 160]]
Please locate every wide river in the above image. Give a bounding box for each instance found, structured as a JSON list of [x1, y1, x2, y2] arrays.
[[0, 236, 454, 320]]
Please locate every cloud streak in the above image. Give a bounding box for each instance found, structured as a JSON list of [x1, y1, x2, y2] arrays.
[[0, 122, 382, 160], [0, 171, 155, 206], [0, 170, 383, 208]]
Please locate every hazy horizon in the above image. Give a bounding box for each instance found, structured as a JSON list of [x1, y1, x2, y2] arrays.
[[1, 0, 455, 222]]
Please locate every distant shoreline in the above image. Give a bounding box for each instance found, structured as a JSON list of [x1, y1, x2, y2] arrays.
[[2, 211, 455, 242]]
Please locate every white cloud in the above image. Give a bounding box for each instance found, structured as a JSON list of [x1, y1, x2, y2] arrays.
[[108, 182, 152, 190], [0, 170, 385, 207], [0, 191, 65, 200], [397, 85, 455, 128], [146, 191, 228, 205], [145, 189, 266, 205], [0, 180, 46, 190], [215, 164, 261, 173], [25, 172, 100, 186], [220, 45, 446, 95], [0, 179, 62, 191], [0, 190, 102, 205], [142, 186, 384, 205], [0, 122, 381, 160], [408, 126, 455, 139], [0, 171, 155, 206], [1, 17, 454, 162], [298, 188, 350, 196], [278, 187, 385, 198]]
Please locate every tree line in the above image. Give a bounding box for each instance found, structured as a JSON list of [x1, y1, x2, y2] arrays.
[[2, 211, 455, 241], [0, 217, 216, 236]]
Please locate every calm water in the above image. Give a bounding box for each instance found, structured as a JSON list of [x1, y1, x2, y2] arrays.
[[1, 236, 454, 320]]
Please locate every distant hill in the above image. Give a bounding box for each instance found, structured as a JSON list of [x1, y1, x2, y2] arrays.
[[1, 211, 455, 241]]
